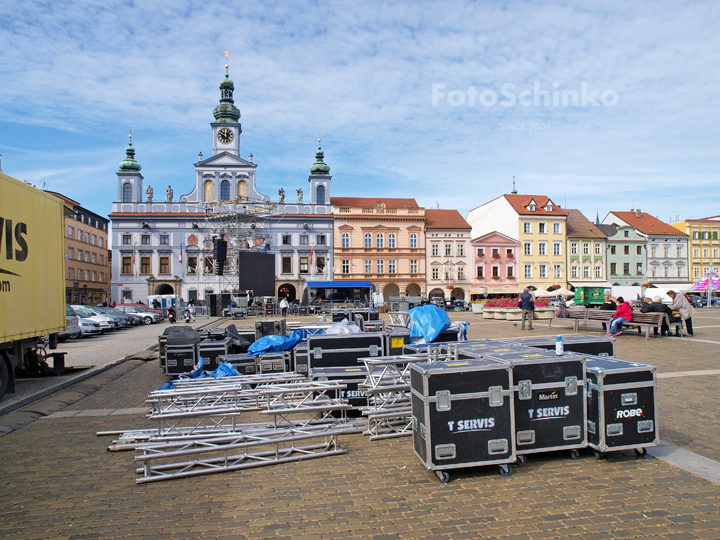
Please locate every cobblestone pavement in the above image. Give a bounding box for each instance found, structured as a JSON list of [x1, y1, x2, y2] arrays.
[[0, 310, 718, 539]]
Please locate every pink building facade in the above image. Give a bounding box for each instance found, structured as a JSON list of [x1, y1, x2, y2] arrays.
[[471, 232, 521, 297]]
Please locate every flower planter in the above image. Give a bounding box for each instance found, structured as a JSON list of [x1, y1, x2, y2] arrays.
[[534, 307, 556, 320], [494, 310, 507, 320], [472, 303, 483, 314], [505, 310, 524, 321], [482, 309, 496, 319]]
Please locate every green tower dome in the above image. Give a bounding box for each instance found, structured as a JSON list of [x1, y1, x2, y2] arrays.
[[310, 140, 331, 175], [213, 65, 240, 124], [118, 137, 142, 172]]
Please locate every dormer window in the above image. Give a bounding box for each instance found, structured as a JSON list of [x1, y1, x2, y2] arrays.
[[528, 204, 536, 212], [545, 203, 553, 212]]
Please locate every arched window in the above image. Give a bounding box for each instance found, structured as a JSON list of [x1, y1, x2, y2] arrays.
[[342, 232, 349, 248], [237, 180, 247, 200], [203, 180, 213, 202], [388, 233, 396, 248], [410, 233, 417, 249], [220, 180, 230, 201], [376, 233, 384, 248], [364, 233, 372, 248], [316, 185, 325, 205], [122, 183, 132, 202]]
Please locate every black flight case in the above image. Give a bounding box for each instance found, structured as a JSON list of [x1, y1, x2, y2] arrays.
[[294, 332, 385, 377], [311, 365, 369, 416], [217, 353, 257, 375], [585, 355, 658, 458], [198, 337, 231, 372], [507, 335, 615, 357], [483, 349, 587, 462], [410, 358, 515, 482], [165, 327, 201, 375]]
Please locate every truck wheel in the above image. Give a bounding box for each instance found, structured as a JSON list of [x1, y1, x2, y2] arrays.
[[0, 358, 9, 399]]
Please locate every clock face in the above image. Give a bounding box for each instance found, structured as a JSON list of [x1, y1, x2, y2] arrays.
[[218, 128, 234, 144]]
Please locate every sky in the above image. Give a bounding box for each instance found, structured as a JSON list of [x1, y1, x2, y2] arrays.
[[1, 0, 719, 229]]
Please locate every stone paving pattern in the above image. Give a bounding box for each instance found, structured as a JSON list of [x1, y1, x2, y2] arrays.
[[0, 309, 719, 539]]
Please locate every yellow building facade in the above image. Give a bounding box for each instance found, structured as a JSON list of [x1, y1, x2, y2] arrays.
[[672, 217, 720, 280]]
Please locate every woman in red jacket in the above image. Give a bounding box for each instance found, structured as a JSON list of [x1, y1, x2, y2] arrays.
[[606, 297, 632, 337]]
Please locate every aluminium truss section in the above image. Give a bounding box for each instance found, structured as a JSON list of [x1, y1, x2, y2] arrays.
[[359, 355, 427, 440], [259, 381, 352, 429], [170, 372, 303, 389], [134, 423, 355, 484]]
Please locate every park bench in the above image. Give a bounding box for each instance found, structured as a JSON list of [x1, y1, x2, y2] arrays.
[[623, 312, 684, 339], [548, 307, 587, 331]]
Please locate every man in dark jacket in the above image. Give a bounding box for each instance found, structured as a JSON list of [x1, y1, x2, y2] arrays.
[[640, 296, 674, 336], [518, 287, 534, 330]]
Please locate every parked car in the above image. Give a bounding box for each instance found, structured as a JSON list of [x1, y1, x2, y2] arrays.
[[94, 306, 138, 326], [59, 305, 81, 341], [83, 306, 131, 328], [115, 303, 165, 321], [71, 305, 117, 332], [451, 300, 469, 311], [548, 298, 565, 307], [78, 317, 102, 337], [114, 305, 162, 325]]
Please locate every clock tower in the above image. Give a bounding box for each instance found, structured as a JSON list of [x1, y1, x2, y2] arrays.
[[211, 64, 241, 157]]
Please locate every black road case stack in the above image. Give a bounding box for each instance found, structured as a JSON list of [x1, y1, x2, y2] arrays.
[[198, 337, 231, 371], [295, 332, 385, 377], [165, 326, 202, 375], [410, 359, 515, 482], [507, 335, 615, 357], [585, 356, 658, 457], [484, 350, 587, 461], [257, 352, 291, 374]]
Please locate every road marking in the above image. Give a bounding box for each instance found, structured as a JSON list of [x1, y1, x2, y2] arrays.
[[659, 370, 720, 379], [649, 442, 720, 486]]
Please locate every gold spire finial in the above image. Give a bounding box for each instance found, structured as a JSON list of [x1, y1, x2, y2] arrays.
[[223, 51, 230, 76], [129, 128, 133, 143]]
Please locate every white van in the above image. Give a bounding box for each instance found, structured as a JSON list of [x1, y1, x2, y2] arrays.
[[59, 305, 81, 341]]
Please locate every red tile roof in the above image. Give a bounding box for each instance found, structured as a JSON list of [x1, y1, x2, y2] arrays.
[[608, 211, 687, 236], [564, 209, 606, 239], [504, 194, 566, 216], [330, 197, 420, 209], [425, 209, 471, 229]]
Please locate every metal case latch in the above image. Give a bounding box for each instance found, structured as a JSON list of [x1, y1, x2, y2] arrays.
[[587, 420, 596, 434], [488, 439, 508, 455], [517, 430, 535, 445], [621, 393, 637, 406], [563, 425, 582, 440], [369, 345, 379, 356], [435, 390, 451, 411], [565, 376, 578, 396], [637, 420, 654, 433], [435, 444, 456, 460], [313, 347, 323, 359], [489, 386, 503, 407], [518, 380, 532, 400]]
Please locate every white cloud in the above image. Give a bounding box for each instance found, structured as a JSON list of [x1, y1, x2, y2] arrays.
[[0, 0, 718, 224]]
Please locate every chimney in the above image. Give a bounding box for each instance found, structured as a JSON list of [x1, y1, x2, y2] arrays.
[[636, 209, 642, 218]]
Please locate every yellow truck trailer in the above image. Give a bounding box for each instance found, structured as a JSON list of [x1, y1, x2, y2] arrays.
[[0, 171, 66, 399]]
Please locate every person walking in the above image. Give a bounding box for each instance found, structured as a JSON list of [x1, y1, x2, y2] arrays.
[[668, 290, 694, 336], [188, 301, 196, 322], [279, 296, 289, 317], [606, 296, 632, 337], [518, 287, 534, 330]]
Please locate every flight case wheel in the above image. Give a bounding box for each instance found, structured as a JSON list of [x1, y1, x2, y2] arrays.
[[594, 450, 603, 460], [634, 447, 647, 456], [516, 455, 528, 467], [570, 450, 579, 460], [499, 464, 512, 477], [435, 471, 450, 483]]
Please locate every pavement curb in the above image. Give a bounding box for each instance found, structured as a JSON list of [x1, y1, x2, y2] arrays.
[[0, 358, 146, 437]]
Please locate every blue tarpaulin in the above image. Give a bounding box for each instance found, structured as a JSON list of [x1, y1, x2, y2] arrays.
[[408, 304, 451, 344]]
